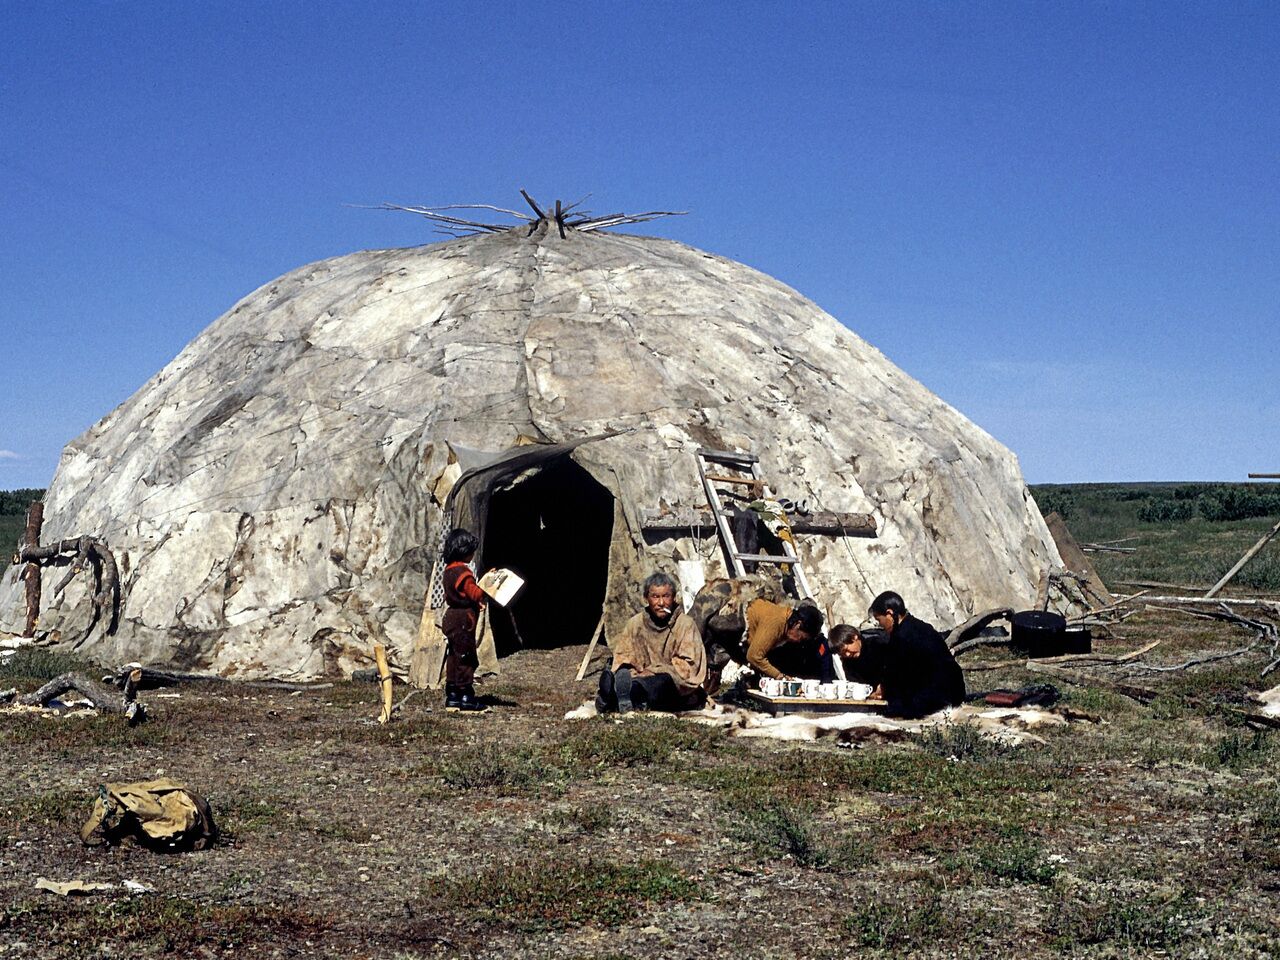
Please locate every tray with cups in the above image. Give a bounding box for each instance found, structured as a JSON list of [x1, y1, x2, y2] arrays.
[[747, 677, 888, 715]]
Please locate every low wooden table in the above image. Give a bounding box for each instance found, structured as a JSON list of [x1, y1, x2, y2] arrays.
[[744, 691, 890, 716]]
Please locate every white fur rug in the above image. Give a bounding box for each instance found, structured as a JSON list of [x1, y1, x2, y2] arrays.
[[564, 699, 1092, 747]]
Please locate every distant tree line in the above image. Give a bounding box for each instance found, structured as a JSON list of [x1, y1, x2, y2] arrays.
[[1138, 484, 1280, 524], [0, 489, 45, 516]]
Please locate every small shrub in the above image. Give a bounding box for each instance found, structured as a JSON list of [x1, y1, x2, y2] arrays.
[[215, 794, 289, 835], [1033, 487, 1075, 520], [1137, 497, 1195, 524], [918, 722, 1018, 761], [418, 858, 700, 932], [1203, 729, 1275, 772], [843, 894, 944, 948], [1253, 790, 1280, 839], [1048, 891, 1207, 949], [4, 787, 88, 829], [547, 802, 612, 834], [557, 717, 723, 768], [436, 744, 565, 795], [0, 647, 93, 682], [722, 792, 828, 866], [973, 831, 1057, 885]]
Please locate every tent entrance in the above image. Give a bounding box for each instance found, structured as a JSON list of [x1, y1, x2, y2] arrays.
[[481, 458, 614, 656]]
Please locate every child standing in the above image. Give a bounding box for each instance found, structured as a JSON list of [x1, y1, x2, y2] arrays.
[[440, 528, 489, 713]]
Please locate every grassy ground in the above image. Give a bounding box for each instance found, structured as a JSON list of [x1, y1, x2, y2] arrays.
[[2, 615, 1279, 958], [1030, 482, 1280, 591], [2, 487, 1280, 957]]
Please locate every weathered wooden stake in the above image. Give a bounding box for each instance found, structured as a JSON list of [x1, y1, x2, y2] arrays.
[[374, 644, 393, 724], [21, 501, 44, 637]]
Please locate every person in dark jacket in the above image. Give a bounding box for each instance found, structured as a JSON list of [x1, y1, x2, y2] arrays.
[[867, 591, 965, 719], [440, 528, 489, 714]]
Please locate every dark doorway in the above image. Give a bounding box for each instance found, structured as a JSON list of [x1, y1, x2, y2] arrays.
[[481, 457, 614, 656]]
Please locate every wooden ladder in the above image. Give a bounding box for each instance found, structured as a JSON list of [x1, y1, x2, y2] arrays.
[[695, 447, 814, 600]]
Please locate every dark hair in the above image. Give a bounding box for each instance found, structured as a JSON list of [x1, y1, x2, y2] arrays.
[[442, 528, 479, 564], [642, 571, 677, 597], [869, 591, 907, 619], [828, 624, 862, 653], [786, 604, 824, 637]]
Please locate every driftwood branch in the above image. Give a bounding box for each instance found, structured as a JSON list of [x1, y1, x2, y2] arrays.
[[1123, 645, 1257, 673], [1024, 661, 1160, 703], [7, 672, 125, 713], [939, 608, 1013, 651], [17, 535, 120, 637]]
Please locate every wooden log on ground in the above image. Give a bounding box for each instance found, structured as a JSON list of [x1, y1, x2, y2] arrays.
[[14, 672, 127, 713], [20, 502, 43, 637]]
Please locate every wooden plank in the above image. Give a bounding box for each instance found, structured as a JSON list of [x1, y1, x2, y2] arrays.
[[1204, 517, 1280, 599], [574, 617, 607, 682], [743, 690, 888, 716], [705, 474, 765, 487], [21, 501, 43, 638], [735, 552, 805, 564], [697, 447, 759, 465], [1248, 473, 1280, 479]]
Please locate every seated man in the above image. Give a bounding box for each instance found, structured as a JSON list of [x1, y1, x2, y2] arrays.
[[866, 590, 965, 719], [597, 572, 707, 714], [828, 624, 890, 688], [742, 599, 825, 681]]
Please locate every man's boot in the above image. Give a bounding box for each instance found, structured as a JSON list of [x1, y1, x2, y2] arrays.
[[457, 685, 490, 714], [445, 685, 465, 712], [614, 667, 634, 715]]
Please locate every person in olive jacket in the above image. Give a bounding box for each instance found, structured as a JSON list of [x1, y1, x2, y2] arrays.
[[867, 590, 964, 719]]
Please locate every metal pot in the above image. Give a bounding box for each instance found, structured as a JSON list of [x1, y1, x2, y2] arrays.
[[1010, 610, 1067, 658]]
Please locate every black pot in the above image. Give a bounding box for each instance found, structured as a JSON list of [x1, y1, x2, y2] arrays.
[[1010, 610, 1067, 658], [1062, 625, 1092, 654]]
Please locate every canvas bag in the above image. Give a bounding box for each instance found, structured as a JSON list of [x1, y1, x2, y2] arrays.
[[79, 777, 218, 851]]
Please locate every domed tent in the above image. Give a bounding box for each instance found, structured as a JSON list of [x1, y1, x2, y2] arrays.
[[0, 198, 1065, 681]]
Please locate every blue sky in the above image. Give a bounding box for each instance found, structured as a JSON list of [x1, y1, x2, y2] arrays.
[[2, 1, 1277, 487]]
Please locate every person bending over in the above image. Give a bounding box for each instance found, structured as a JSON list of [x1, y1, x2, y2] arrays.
[[744, 599, 825, 681], [440, 528, 489, 714], [867, 591, 965, 719], [597, 572, 707, 714], [828, 624, 890, 688]]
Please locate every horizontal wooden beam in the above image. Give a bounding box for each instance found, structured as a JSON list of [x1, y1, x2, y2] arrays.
[[1248, 473, 1280, 479], [639, 507, 877, 537], [704, 474, 765, 487]]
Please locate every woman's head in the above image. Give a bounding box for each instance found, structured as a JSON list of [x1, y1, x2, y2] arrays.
[[443, 528, 479, 564]]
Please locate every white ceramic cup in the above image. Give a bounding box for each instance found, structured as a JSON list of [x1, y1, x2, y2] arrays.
[[802, 679, 820, 699], [820, 683, 837, 699]]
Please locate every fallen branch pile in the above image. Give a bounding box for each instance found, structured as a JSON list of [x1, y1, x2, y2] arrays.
[[0, 670, 146, 724]]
